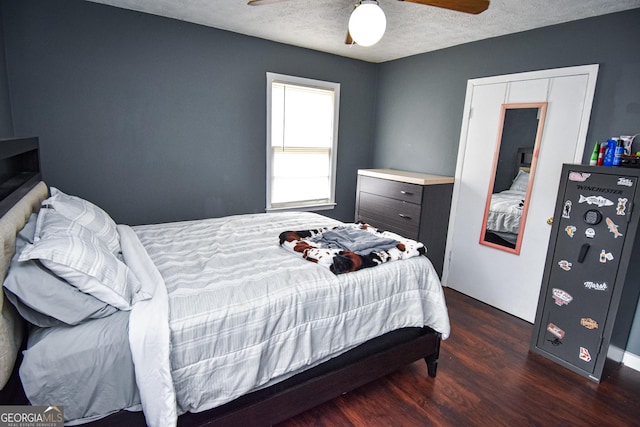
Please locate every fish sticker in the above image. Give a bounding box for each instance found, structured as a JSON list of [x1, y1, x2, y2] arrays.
[[552, 288, 573, 306], [617, 198, 628, 216], [562, 200, 572, 219], [565, 225, 577, 238], [599, 250, 614, 263], [581, 318, 599, 330], [579, 195, 614, 207], [584, 281, 608, 291], [547, 323, 565, 340], [569, 172, 591, 182], [617, 177, 633, 187], [579, 347, 592, 362], [558, 260, 572, 271], [606, 217, 623, 238], [585, 228, 595, 238]]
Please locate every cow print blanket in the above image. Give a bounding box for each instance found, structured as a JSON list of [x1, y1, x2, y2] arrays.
[[279, 223, 426, 274]]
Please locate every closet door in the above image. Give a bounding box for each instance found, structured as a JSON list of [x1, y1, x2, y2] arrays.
[[443, 65, 599, 323]]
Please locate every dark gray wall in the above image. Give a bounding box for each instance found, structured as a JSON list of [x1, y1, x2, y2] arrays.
[[374, 9, 640, 357], [0, 5, 13, 136], [0, 0, 378, 225], [374, 9, 640, 175]]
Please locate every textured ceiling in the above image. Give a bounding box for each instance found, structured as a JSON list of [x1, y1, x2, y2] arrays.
[[86, 0, 640, 63]]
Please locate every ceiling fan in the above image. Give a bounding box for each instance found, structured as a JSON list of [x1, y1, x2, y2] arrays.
[[247, 0, 490, 46]]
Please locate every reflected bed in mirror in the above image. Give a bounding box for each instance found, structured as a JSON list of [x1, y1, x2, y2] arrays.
[[480, 102, 547, 254]]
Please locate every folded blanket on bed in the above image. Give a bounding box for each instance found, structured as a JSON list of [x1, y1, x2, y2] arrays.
[[279, 223, 426, 274], [311, 226, 399, 254]]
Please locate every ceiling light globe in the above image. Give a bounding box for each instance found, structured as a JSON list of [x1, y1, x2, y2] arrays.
[[348, 2, 386, 47]]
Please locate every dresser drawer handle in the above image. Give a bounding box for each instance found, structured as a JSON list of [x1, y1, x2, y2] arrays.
[[400, 190, 413, 196], [398, 214, 412, 220]]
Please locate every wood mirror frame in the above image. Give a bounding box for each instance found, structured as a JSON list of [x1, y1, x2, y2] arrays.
[[479, 102, 548, 255]]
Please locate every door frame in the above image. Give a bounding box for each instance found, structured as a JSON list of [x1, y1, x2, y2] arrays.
[[442, 65, 599, 319]]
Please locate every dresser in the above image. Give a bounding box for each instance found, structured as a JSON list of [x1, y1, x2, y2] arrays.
[[355, 169, 454, 277], [530, 164, 640, 382]]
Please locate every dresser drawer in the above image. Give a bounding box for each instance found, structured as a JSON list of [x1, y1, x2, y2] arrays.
[[358, 175, 423, 204], [357, 192, 420, 238]]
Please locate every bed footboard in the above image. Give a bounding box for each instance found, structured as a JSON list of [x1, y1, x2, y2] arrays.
[[180, 328, 441, 427], [75, 327, 442, 427]]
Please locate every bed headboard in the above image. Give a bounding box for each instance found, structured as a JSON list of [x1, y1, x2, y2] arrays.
[[0, 181, 47, 388], [516, 146, 534, 174], [0, 137, 47, 389]]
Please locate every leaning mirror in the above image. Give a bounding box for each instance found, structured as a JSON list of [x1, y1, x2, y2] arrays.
[[480, 102, 548, 255]]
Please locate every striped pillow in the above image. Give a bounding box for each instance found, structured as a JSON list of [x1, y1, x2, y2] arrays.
[[39, 187, 120, 254], [19, 215, 148, 310]]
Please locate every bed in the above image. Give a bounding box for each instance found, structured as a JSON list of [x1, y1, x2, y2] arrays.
[[484, 147, 533, 246], [0, 137, 450, 426], [484, 182, 526, 244]]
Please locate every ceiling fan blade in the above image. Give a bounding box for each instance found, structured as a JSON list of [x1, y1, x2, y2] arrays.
[[247, 0, 289, 5], [345, 30, 354, 45], [400, 0, 490, 14]]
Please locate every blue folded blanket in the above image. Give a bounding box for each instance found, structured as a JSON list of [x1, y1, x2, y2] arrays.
[[311, 226, 399, 255]]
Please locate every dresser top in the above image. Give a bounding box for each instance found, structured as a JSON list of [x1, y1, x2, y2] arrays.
[[358, 169, 454, 186]]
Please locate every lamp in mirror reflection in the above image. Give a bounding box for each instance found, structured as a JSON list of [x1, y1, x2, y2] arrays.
[[348, 1, 386, 47]]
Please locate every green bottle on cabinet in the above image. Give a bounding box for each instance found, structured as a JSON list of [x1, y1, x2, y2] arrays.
[[589, 142, 600, 165]]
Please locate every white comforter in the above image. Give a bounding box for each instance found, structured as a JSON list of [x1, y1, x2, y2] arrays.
[[486, 190, 525, 234], [119, 212, 450, 427]]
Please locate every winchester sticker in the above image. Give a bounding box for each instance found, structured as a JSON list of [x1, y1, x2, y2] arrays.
[[617, 177, 633, 187], [562, 200, 572, 219], [569, 172, 591, 182], [552, 288, 573, 306], [576, 185, 623, 195], [599, 250, 614, 263], [617, 198, 628, 216], [558, 260, 572, 271], [584, 281, 608, 291], [585, 228, 596, 238], [579, 195, 614, 207], [565, 225, 577, 238], [581, 318, 599, 330], [547, 323, 565, 340], [606, 217, 623, 238], [579, 347, 592, 362]]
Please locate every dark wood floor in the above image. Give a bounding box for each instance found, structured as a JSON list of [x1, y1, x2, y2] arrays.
[[277, 288, 640, 427]]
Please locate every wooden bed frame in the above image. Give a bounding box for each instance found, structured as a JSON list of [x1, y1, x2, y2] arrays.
[[0, 137, 442, 426]]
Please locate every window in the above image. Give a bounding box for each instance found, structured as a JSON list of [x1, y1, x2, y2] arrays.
[[266, 72, 340, 211]]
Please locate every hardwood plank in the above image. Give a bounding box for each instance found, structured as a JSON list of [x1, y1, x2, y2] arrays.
[[277, 288, 640, 426]]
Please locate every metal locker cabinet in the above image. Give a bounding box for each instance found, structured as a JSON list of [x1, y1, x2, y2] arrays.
[[530, 164, 640, 382]]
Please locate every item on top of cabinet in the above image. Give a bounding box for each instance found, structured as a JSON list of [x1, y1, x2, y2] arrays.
[[596, 144, 606, 166], [589, 142, 599, 166], [602, 139, 617, 167], [620, 135, 636, 155], [613, 140, 624, 166]]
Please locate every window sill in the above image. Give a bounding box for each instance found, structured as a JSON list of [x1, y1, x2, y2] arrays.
[[266, 202, 336, 213]]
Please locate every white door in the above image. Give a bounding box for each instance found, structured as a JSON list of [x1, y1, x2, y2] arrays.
[[443, 65, 599, 322]]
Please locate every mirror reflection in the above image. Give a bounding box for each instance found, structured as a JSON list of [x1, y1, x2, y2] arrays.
[[480, 103, 547, 255]]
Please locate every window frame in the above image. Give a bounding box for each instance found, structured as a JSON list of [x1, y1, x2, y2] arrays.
[[266, 72, 340, 212]]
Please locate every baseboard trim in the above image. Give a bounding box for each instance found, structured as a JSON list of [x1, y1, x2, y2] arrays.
[[623, 351, 640, 372]]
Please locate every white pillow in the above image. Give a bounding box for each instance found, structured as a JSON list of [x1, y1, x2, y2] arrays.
[[509, 170, 530, 193], [40, 187, 120, 253], [19, 217, 149, 311]]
